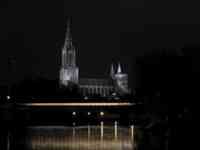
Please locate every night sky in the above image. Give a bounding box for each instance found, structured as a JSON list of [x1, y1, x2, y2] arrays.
[[1, 0, 200, 88]]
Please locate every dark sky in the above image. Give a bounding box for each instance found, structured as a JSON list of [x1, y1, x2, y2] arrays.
[[1, 0, 200, 87]]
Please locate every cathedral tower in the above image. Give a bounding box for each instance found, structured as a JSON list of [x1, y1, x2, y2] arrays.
[[110, 63, 115, 79], [60, 19, 79, 86], [114, 62, 129, 94]]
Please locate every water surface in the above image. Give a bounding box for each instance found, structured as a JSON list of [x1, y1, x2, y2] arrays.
[[19, 125, 135, 150]]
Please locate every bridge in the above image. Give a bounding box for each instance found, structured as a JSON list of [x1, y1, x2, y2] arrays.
[[1, 97, 140, 125]]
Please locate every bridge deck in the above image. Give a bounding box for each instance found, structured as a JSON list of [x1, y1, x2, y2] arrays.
[[17, 102, 135, 107]]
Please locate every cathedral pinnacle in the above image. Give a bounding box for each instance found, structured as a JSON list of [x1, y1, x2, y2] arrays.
[[64, 18, 72, 48], [117, 62, 122, 73], [110, 63, 115, 78]]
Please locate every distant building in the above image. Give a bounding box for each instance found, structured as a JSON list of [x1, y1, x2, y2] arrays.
[[59, 19, 130, 96]]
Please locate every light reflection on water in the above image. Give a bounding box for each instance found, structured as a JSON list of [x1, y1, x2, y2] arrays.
[[24, 125, 135, 150]]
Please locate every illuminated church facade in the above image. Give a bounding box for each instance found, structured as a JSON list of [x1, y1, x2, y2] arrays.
[[60, 19, 130, 96]]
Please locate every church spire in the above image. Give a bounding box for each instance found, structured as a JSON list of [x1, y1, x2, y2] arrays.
[[117, 62, 122, 73], [64, 18, 72, 48], [60, 17, 79, 86], [110, 63, 115, 78]]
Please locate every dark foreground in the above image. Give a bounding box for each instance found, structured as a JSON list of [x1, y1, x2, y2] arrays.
[[0, 100, 169, 150]]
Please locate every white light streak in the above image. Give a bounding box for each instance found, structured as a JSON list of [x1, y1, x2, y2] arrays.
[[88, 125, 90, 140], [114, 121, 118, 139], [100, 121, 104, 139], [19, 102, 134, 107], [130, 125, 134, 140]]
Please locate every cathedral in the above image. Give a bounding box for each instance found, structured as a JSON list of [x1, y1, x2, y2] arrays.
[[59, 19, 130, 97]]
